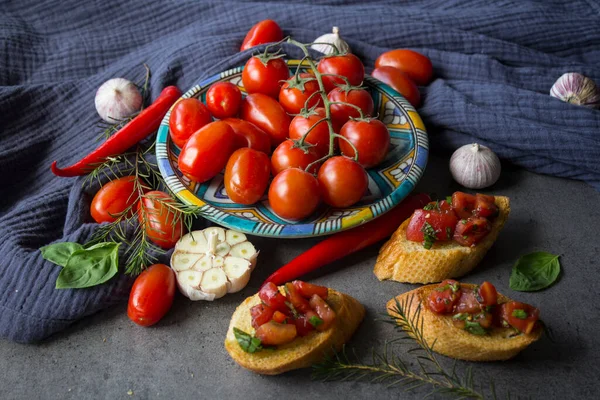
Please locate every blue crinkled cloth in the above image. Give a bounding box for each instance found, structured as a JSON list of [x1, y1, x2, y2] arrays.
[[1, 0, 599, 343]]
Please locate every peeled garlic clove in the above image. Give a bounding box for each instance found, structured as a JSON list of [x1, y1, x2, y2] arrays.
[[94, 78, 142, 123], [550, 72, 600, 109], [311, 26, 351, 55], [192, 255, 213, 272], [178, 270, 203, 288], [223, 257, 252, 293], [230, 242, 256, 260], [200, 268, 229, 299], [215, 242, 231, 257], [171, 251, 203, 272], [175, 231, 208, 253], [449, 143, 501, 189], [226, 230, 247, 246], [177, 281, 216, 301]]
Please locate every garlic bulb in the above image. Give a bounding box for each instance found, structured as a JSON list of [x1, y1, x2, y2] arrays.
[[449, 143, 501, 189], [311, 27, 351, 55], [550, 73, 600, 108], [94, 78, 143, 122]]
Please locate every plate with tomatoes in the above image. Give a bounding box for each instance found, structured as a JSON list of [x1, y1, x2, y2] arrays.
[[156, 59, 428, 238]]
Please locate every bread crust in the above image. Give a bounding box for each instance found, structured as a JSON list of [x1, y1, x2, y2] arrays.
[[224, 288, 365, 375], [386, 284, 542, 361], [374, 196, 510, 283]]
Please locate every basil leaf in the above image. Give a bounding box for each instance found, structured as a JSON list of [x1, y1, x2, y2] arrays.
[[56, 243, 120, 289], [509, 252, 561, 292], [512, 309, 528, 319], [233, 328, 262, 353], [309, 315, 324, 328], [40, 242, 83, 267], [464, 320, 487, 335]]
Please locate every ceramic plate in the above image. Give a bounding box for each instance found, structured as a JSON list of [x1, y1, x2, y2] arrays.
[[156, 59, 428, 238]]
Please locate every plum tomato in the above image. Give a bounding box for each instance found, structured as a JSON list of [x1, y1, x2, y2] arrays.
[[205, 82, 242, 119], [375, 49, 433, 86], [499, 301, 540, 334], [317, 53, 365, 92], [242, 56, 289, 98], [268, 168, 320, 221], [168, 98, 212, 148], [240, 93, 291, 148], [453, 216, 491, 247], [279, 73, 323, 114], [271, 139, 321, 175], [288, 108, 333, 157], [90, 176, 138, 223], [339, 118, 390, 168], [308, 294, 336, 331], [138, 191, 184, 249], [251, 303, 275, 329], [127, 264, 176, 327], [405, 209, 459, 243], [255, 321, 297, 346], [427, 279, 460, 314], [178, 121, 237, 183], [224, 148, 270, 205], [451, 191, 476, 219], [221, 118, 271, 155], [477, 281, 498, 307], [292, 280, 328, 299], [317, 156, 368, 208], [327, 87, 374, 127], [240, 19, 283, 51], [372, 66, 421, 108]]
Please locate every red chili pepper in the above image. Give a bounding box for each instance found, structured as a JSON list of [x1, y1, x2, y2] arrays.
[[51, 86, 182, 177], [262, 192, 431, 287]]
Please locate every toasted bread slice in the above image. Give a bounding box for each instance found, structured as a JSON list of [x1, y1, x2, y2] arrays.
[[225, 288, 365, 375], [387, 284, 542, 361], [374, 196, 510, 283]]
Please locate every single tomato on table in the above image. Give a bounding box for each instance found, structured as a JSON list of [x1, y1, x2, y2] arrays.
[[138, 191, 184, 249], [375, 49, 433, 86], [327, 87, 374, 127], [240, 20, 283, 51], [242, 55, 289, 98], [221, 118, 271, 155], [317, 156, 368, 208], [269, 168, 321, 221], [206, 82, 242, 119], [224, 148, 271, 205], [168, 98, 212, 148], [339, 118, 390, 168], [372, 66, 421, 108], [240, 93, 291, 148], [271, 139, 321, 175], [127, 264, 176, 327], [317, 53, 365, 92], [90, 176, 139, 223], [288, 107, 334, 157], [278, 73, 323, 114]]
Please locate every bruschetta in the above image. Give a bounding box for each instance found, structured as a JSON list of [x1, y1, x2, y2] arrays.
[[387, 280, 542, 361], [224, 281, 365, 375], [374, 192, 510, 283]]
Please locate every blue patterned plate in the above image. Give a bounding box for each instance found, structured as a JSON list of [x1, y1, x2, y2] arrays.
[[156, 60, 428, 238]]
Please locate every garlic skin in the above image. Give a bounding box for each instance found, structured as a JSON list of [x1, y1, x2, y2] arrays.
[[94, 78, 143, 122], [550, 73, 600, 109], [311, 27, 351, 55], [450, 143, 501, 189]]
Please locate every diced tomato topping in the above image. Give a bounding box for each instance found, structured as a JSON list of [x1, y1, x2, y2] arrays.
[[453, 217, 491, 247], [285, 282, 312, 314], [473, 194, 498, 218], [250, 303, 275, 329], [437, 199, 455, 214], [452, 192, 476, 219], [455, 288, 481, 314], [474, 312, 493, 329], [255, 321, 298, 346], [427, 279, 461, 314], [259, 282, 289, 313], [406, 209, 459, 243], [477, 281, 498, 306], [272, 310, 288, 324], [308, 294, 336, 331], [499, 301, 540, 334], [293, 314, 315, 336], [292, 280, 329, 300]]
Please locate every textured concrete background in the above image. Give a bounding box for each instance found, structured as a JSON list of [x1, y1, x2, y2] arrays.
[[1, 154, 599, 399]]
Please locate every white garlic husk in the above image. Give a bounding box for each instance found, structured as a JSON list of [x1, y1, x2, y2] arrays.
[[311, 27, 351, 55], [449, 143, 501, 189], [550, 72, 600, 109], [94, 78, 143, 122]]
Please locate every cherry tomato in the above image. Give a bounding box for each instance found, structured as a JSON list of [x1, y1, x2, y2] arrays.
[[292, 280, 328, 299], [240, 19, 283, 51], [284, 282, 312, 314], [240, 93, 291, 148], [251, 303, 275, 329], [474, 194, 498, 218], [308, 294, 336, 331], [372, 66, 421, 108], [499, 301, 540, 334], [255, 321, 297, 346], [221, 118, 271, 154], [205, 82, 242, 119], [138, 191, 184, 249], [452, 191, 476, 219], [271, 139, 321, 175], [375, 49, 433, 86], [288, 108, 333, 157], [317, 156, 368, 208], [259, 282, 289, 313], [453, 216, 491, 247], [278, 73, 323, 114], [317, 54, 365, 92], [327, 87, 374, 127], [477, 281, 498, 306], [90, 176, 138, 223], [178, 121, 237, 183], [427, 279, 460, 314], [405, 209, 459, 243], [224, 148, 270, 205], [269, 168, 320, 221], [339, 119, 390, 168], [242, 56, 289, 98], [169, 98, 212, 148], [127, 264, 176, 327]]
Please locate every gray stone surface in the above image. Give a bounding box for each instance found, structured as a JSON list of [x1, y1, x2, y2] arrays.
[[1, 154, 599, 399]]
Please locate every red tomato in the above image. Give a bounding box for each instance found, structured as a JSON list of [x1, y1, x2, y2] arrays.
[[271, 139, 321, 175], [375, 49, 433, 86], [269, 168, 320, 221], [453, 216, 491, 247], [240, 20, 283, 51], [169, 98, 212, 148], [427, 279, 460, 314], [224, 148, 270, 205], [339, 119, 390, 168], [138, 191, 184, 249], [127, 264, 175, 327], [255, 321, 297, 346], [90, 176, 138, 223], [294, 313, 316, 336], [292, 280, 328, 299], [242, 56, 289, 98], [308, 294, 336, 331], [478, 281, 498, 306], [259, 282, 289, 313], [240, 93, 291, 148], [452, 191, 476, 219], [178, 121, 237, 183], [206, 82, 242, 119], [327, 87, 374, 127], [455, 288, 481, 314], [288, 108, 334, 157], [437, 199, 454, 214], [499, 301, 540, 334], [317, 54, 365, 92], [405, 209, 459, 243], [251, 303, 275, 329], [279, 73, 323, 114], [318, 156, 368, 208], [221, 118, 271, 154], [284, 282, 312, 314], [372, 66, 421, 108], [474, 194, 498, 218]]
